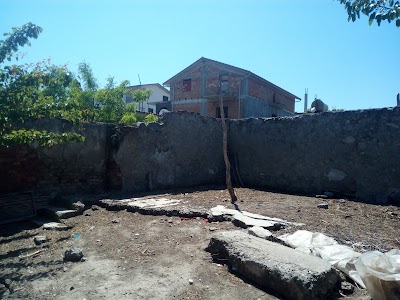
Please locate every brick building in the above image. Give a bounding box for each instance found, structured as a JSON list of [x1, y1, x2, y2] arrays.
[[163, 57, 300, 119]]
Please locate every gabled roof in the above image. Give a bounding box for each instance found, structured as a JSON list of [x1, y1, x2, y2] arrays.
[[127, 83, 170, 94], [163, 57, 300, 100]]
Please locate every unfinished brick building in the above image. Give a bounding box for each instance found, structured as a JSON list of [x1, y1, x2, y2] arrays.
[[163, 57, 300, 119]]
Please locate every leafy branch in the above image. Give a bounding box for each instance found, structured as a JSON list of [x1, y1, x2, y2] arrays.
[[338, 0, 400, 26]]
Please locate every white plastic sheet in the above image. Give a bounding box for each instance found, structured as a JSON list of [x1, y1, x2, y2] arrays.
[[279, 230, 400, 299], [279, 230, 364, 287], [354, 249, 400, 300]]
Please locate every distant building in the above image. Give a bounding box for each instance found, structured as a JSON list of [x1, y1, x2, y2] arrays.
[[124, 83, 170, 114], [163, 57, 300, 119]]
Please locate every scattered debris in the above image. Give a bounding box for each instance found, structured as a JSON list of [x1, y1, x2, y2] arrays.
[[64, 248, 84, 262], [340, 281, 354, 295], [19, 249, 46, 259], [248, 226, 272, 240], [34, 235, 47, 246], [208, 227, 217, 232], [72, 201, 85, 214], [317, 203, 329, 209], [42, 222, 71, 231], [209, 205, 303, 229], [188, 279, 194, 285], [91, 205, 100, 211], [55, 209, 80, 219], [112, 219, 119, 224]]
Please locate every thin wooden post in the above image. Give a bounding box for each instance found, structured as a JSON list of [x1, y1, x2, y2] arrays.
[[219, 91, 237, 204]]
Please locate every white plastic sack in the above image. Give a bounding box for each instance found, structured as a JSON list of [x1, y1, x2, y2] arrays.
[[279, 230, 364, 287], [354, 249, 400, 300]]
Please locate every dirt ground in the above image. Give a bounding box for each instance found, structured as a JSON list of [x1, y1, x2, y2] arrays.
[[1, 187, 399, 300]]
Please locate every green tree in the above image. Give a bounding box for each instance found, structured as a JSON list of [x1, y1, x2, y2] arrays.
[[338, 0, 400, 27], [132, 89, 151, 111], [0, 23, 136, 147], [0, 23, 83, 147], [94, 77, 130, 123]]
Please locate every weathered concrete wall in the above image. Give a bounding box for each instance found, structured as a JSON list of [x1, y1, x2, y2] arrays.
[[229, 107, 400, 204], [114, 112, 225, 192], [1, 109, 399, 205], [0, 113, 225, 198], [0, 119, 109, 197]]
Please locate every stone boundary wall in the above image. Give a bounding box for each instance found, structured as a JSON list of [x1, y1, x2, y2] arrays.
[[229, 107, 400, 204], [111, 112, 225, 193], [0, 119, 108, 201], [1, 109, 399, 205], [0, 112, 225, 202]]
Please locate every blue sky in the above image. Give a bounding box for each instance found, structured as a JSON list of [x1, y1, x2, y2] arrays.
[[2, 0, 399, 112]]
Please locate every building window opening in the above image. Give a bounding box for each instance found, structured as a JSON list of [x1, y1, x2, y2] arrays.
[[219, 74, 229, 93], [183, 79, 191, 92], [216, 106, 228, 119], [163, 95, 169, 102]]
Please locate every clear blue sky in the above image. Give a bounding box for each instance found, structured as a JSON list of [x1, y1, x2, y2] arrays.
[[2, 0, 399, 112]]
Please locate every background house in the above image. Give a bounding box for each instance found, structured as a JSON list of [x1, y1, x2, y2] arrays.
[[124, 83, 170, 114], [163, 57, 300, 119]]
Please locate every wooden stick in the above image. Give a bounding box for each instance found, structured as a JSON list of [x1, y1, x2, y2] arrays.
[[219, 92, 237, 204], [19, 249, 46, 259]]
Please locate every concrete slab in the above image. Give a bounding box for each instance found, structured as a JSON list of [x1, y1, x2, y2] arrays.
[[42, 222, 71, 231], [98, 198, 209, 218], [127, 198, 182, 209], [207, 230, 340, 300], [55, 209, 78, 219], [41, 206, 81, 221], [248, 226, 272, 239], [209, 205, 303, 229]]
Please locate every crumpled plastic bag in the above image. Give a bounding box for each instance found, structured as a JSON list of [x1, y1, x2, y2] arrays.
[[279, 230, 364, 287], [354, 249, 400, 300]]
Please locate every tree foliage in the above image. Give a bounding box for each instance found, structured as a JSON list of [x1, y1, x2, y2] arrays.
[[0, 24, 84, 147], [132, 89, 152, 104], [338, 0, 400, 27], [0, 23, 42, 63], [0, 23, 159, 147]]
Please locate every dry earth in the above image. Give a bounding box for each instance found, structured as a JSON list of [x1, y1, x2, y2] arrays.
[[1, 187, 399, 300]]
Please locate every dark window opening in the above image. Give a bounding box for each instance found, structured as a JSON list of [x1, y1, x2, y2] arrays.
[[163, 95, 169, 102], [216, 106, 228, 119], [219, 74, 229, 93], [273, 93, 276, 103], [148, 108, 154, 113], [271, 113, 277, 117], [183, 79, 191, 92]]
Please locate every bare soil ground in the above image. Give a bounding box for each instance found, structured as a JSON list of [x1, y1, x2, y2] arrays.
[[1, 187, 399, 300]]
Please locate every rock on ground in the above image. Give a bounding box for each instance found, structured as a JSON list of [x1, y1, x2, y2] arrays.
[[64, 248, 84, 262], [207, 230, 340, 300]]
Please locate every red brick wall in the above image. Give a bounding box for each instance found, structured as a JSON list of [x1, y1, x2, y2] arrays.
[[207, 100, 238, 119], [174, 103, 202, 114], [169, 60, 295, 116], [248, 78, 295, 112], [172, 65, 203, 100], [0, 145, 39, 193]]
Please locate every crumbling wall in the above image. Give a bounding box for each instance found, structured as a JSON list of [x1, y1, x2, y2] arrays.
[[1, 109, 399, 205], [114, 112, 225, 192], [0, 119, 108, 200], [229, 107, 400, 204]]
